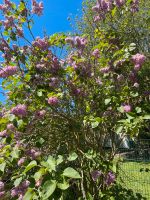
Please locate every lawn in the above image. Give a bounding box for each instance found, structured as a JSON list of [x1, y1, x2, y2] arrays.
[[118, 161, 150, 199]]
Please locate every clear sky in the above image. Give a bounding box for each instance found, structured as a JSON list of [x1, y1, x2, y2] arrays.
[[0, 0, 83, 102]]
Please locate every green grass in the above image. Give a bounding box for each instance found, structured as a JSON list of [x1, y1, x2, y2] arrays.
[[118, 161, 150, 200]]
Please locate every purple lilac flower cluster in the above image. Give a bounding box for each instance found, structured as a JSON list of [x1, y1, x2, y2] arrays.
[[17, 157, 26, 166], [123, 105, 132, 113], [65, 36, 87, 50], [48, 96, 59, 106], [91, 170, 116, 186], [0, 0, 13, 13], [31, 0, 43, 16], [36, 110, 46, 118], [105, 171, 116, 186], [92, 49, 100, 58], [91, 170, 102, 181], [132, 53, 146, 71], [0, 181, 5, 198], [0, 130, 8, 137], [11, 180, 30, 200], [0, 66, 17, 78], [26, 149, 41, 159], [131, 0, 139, 13], [11, 104, 27, 118], [32, 37, 49, 50]]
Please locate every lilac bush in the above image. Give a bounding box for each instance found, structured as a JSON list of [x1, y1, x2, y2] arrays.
[[0, 0, 149, 199]]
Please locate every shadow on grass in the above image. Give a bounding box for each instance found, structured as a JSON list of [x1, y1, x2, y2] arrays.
[[110, 184, 147, 200]]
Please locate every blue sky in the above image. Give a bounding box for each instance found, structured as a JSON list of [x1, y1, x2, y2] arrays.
[[0, 0, 83, 102]]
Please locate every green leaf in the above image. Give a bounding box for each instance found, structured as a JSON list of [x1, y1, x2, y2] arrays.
[[0, 162, 6, 172], [8, 114, 16, 122], [129, 43, 136, 51], [91, 121, 99, 129], [105, 98, 111, 105], [130, 92, 139, 97], [14, 177, 22, 187], [126, 113, 134, 119], [135, 107, 142, 113], [24, 161, 37, 174], [24, 74, 31, 82], [57, 182, 69, 190], [115, 125, 123, 134], [23, 188, 35, 200], [46, 156, 56, 171], [143, 115, 150, 120], [42, 180, 56, 199], [34, 168, 45, 181], [11, 147, 19, 159], [37, 90, 43, 97], [63, 167, 81, 179], [56, 155, 64, 165], [117, 106, 124, 113], [19, 2, 25, 11], [84, 150, 97, 160], [68, 152, 78, 161]]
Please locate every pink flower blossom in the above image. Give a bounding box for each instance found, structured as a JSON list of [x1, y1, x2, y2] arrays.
[[7, 123, 15, 131], [0, 191, 5, 198], [11, 188, 18, 197], [49, 77, 59, 87], [22, 180, 30, 188], [96, 78, 103, 85], [0, 130, 8, 137], [115, 0, 125, 7], [100, 67, 110, 73], [17, 157, 26, 166], [16, 27, 23, 37], [91, 170, 102, 181], [132, 53, 146, 71], [92, 49, 100, 58], [52, 57, 60, 71], [48, 96, 59, 106], [105, 171, 115, 186], [36, 110, 46, 118], [123, 105, 131, 113], [4, 0, 12, 7], [35, 178, 43, 187], [133, 82, 139, 88], [32, 37, 49, 50], [117, 74, 124, 82], [131, 0, 139, 13], [2, 16, 14, 29], [75, 36, 87, 49], [0, 144, 5, 149], [0, 4, 5, 11], [0, 181, 4, 191], [115, 59, 125, 67], [27, 149, 41, 159], [92, 4, 100, 12], [129, 71, 137, 82], [0, 66, 17, 78], [134, 64, 141, 71], [31, 0, 43, 16], [72, 88, 82, 96], [94, 15, 101, 22], [100, 0, 112, 12], [65, 37, 74, 46], [11, 104, 27, 117], [65, 36, 87, 49], [18, 194, 23, 200]]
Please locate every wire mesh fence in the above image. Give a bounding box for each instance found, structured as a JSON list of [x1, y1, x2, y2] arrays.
[[117, 139, 150, 200]]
